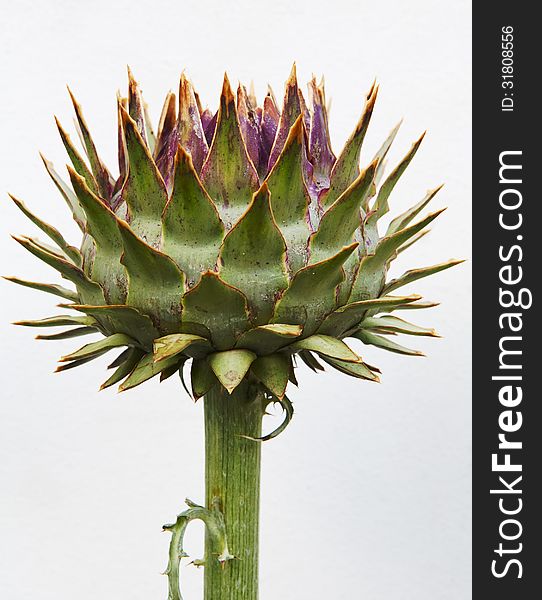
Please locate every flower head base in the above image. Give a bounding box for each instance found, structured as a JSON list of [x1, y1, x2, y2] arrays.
[[7, 66, 461, 418]]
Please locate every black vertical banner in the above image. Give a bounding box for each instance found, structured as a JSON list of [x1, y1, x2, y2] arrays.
[[473, 3, 539, 598]]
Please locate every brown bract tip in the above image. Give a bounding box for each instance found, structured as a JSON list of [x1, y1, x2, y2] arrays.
[[66, 85, 79, 110], [236, 83, 248, 113], [308, 75, 319, 102], [66, 165, 97, 199], [221, 73, 235, 108], [350, 84, 379, 139], [179, 72, 188, 95], [367, 82, 379, 106], [178, 77, 201, 136], [367, 156, 380, 173], [193, 89, 203, 114], [434, 206, 448, 216], [65, 163, 80, 180], [367, 78, 378, 97], [287, 62, 298, 87], [127, 65, 137, 85], [53, 115, 64, 132], [157, 91, 176, 131], [127, 66, 144, 112], [429, 183, 445, 197]]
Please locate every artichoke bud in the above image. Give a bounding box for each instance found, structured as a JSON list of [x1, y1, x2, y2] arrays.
[[8, 67, 462, 411]]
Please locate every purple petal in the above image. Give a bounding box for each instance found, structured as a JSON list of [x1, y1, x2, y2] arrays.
[[127, 67, 148, 145], [203, 110, 217, 146], [255, 106, 263, 128], [237, 84, 266, 178], [297, 83, 312, 135], [178, 74, 209, 173], [193, 89, 204, 115], [267, 65, 304, 171], [155, 92, 177, 154], [155, 129, 179, 192], [200, 108, 214, 134], [307, 77, 336, 192], [261, 90, 280, 159], [155, 92, 178, 191]]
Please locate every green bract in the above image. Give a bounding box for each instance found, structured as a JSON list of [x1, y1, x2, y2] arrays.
[[8, 67, 462, 415]]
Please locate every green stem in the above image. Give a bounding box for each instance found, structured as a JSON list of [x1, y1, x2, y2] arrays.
[[204, 381, 264, 600]]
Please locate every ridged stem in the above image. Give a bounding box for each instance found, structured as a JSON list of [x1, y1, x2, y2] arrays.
[[203, 382, 264, 600]]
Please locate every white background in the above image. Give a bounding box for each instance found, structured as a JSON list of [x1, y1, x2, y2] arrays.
[[0, 1, 471, 598]]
